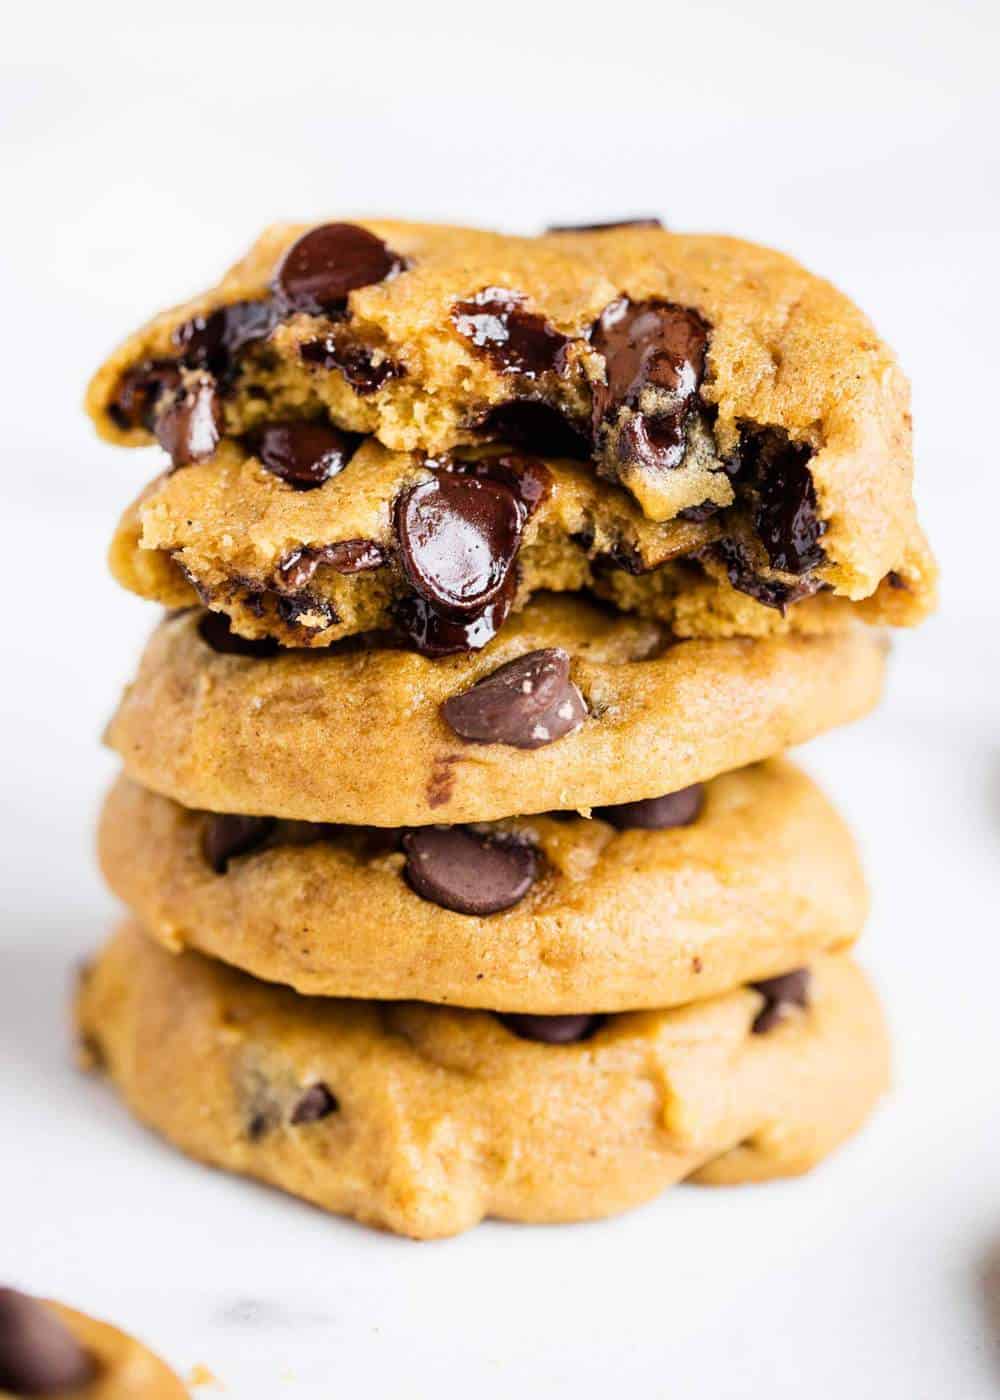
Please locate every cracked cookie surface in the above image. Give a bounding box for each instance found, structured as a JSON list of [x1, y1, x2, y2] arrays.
[[88, 218, 924, 604], [109, 438, 935, 651], [99, 760, 866, 1012], [76, 925, 889, 1239], [104, 597, 887, 826]]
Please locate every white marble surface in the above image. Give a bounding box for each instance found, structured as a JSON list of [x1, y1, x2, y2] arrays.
[[2, 2, 998, 1394]]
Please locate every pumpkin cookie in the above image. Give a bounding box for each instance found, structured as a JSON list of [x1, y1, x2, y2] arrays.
[[88, 218, 923, 603], [104, 597, 887, 826], [0, 1288, 186, 1399], [76, 925, 889, 1240], [108, 438, 934, 651], [99, 760, 866, 1012]]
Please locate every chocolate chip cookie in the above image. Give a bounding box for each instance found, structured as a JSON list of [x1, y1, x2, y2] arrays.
[[109, 437, 935, 652], [87, 219, 925, 606], [99, 760, 866, 1012], [0, 1288, 186, 1399], [104, 598, 887, 826], [76, 925, 890, 1239]]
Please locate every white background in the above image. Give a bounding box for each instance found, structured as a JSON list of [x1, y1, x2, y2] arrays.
[[2, 2, 998, 1395]]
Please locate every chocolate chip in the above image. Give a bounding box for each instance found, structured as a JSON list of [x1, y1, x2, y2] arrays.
[[108, 359, 182, 431], [273, 223, 403, 315], [396, 473, 524, 616], [393, 584, 515, 659], [300, 335, 404, 393], [275, 592, 337, 631], [452, 288, 570, 378], [0, 1288, 97, 1396], [754, 453, 825, 574], [499, 1013, 603, 1043], [203, 813, 276, 873], [712, 538, 818, 613], [198, 612, 279, 657], [402, 828, 537, 915], [450, 454, 552, 518], [173, 299, 278, 381], [595, 784, 704, 829], [290, 1083, 339, 1124], [591, 299, 708, 471], [246, 420, 358, 490], [441, 648, 586, 749], [277, 539, 387, 590], [677, 500, 722, 523], [475, 401, 590, 459], [154, 374, 222, 467], [750, 968, 811, 1034], [546, 217, 663, 233]]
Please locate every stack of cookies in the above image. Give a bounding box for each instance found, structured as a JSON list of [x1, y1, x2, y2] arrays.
[[78, 219, 936, 1238]]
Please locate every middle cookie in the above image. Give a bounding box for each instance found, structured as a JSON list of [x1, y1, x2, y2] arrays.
[[99, 759, 866, 1013]]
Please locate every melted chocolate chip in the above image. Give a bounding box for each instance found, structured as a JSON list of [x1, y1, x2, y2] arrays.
[[475, 401, 590, 459], [393, 585, 515, 659], [450, 454, 552, 518], [0, 1288, 97, 1396], [300, 335, 404, 393], [402, 828, 537, 915], [396, 473, 524, 616], [198, 612, 279, 657], [546, 218, 664, 233], [275, 593, 337, 630], [713, 538, 817, 613], [173, 299, 279, 381], [452, 288, 570, 378], [273, 223, 403, 315], [108, 359, 182, 431], [749, 968, 811, 1034], [755, 452, 825, 574], [278, 539, 387, 590], [591, 299, 708, 471], [677, 500, 722, 523], [246, 420, 359, 490], [203, 814, 276, 873], [595, 784, 704, 830], [441, 649, 587, 749], [500, 1013, 603, 1043], [154, 374, 222, 467], [290, 1083, 339, 1124]]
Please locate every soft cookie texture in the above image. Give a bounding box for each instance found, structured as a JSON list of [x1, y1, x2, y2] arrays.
[[105, 598, 887, 826], [109, 438, 935, 651], [99, 760, 868, 1012], [76, 925, 890, 1240], [0, 1289, 187, 1399], [87, 219, 921, 604]]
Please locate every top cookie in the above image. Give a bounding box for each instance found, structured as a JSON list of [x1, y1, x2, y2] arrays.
[[87, 218, 922, 604]]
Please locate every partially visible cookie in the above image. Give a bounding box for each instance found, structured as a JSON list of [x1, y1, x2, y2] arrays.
[[0, 1288, 187, 1399], [76, 925, 890, 1239], [87, 218, 921, 601], [99, 760, 867, 1012], [108, 438, 935, 651], [104, 598, 887, 826]]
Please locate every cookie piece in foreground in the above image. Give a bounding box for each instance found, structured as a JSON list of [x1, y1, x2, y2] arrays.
[[104, 597, 887, 826], [0, 1288, 186, 1398], [87, 219, 921, 600], [76, 925, 890, 1240], [99, 760, 867, 1012], [109, 437, 935, 651]]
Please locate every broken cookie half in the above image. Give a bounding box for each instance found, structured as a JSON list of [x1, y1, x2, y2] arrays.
[[87, 218, 930, 610]]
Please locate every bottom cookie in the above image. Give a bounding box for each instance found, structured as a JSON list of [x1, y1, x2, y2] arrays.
[[77, 925, 890, 1240], [0, 1287, 186, 1398]]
